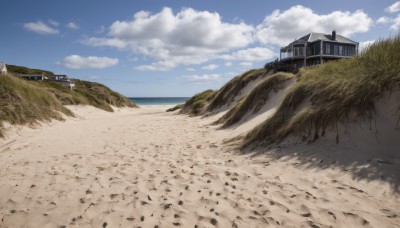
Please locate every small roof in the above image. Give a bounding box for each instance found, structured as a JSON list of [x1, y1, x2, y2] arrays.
[[0, 62, 7, 72], [282, 32, 358, 49]]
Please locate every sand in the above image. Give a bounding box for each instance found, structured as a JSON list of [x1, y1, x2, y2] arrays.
[[0, 105, 399, 227]]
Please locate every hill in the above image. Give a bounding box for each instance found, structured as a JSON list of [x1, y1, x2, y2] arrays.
[[6, 64, 55, 76], [180, 35, 400, 148], [178, 68, 269, 116], [0, 66, 137, 136], [177, 34, 400, 190]]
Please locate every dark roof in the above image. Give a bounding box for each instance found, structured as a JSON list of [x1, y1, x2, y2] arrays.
[[282, 32, 358, 49]]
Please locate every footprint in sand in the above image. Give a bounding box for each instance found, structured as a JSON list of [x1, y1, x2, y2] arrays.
[[342, 212, 370, 226]]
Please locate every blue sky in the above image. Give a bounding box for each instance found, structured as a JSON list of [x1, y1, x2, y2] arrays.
[[1, 0, 399, 97]]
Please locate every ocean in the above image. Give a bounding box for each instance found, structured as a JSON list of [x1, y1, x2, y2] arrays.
[[129, 97, 189, 106]]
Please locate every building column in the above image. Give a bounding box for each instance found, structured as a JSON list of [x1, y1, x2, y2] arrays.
[[304, 43, 307, 67], [320, 41, 323, 64]]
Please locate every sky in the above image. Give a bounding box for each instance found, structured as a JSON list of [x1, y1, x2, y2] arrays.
[[1, 0, 400, 97]]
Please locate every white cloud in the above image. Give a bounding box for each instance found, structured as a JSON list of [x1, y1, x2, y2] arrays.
[[225, 62, 233, 67], [390, 15, 400, 30], [83, 7, 254, 71], [376, 15, 400, 31], [183, 74, 222, 83], [202, 64, 219, 70], [240, 62, 253, 67], [135, 55, 211, 71], [385, 1, 400, 13], [23, 21, 59, 35], [359, 40, 375, 52], [185, 67, 195, 71], [59, 55, 119, 69], [256, 5, 373, 46], [66, 22, 79, 30], [221, 47, 275, 61], [48, 19, 59, 27], [377, 16, 390, 24]]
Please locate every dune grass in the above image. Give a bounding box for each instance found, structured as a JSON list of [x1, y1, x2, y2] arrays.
[[207, 68, 267, 111], [0, 73, 137, 137], [180, 90, 216, 116], [6, 64, 54, 76], [0, 74, 73, 137], [166, 104, 184, 112], [72, 80, 137, 112], [32, 79, 137, 112], [244, 34, 400, 146], [217, 72, 294, 127]]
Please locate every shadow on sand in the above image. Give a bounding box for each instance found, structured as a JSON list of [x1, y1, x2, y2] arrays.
[[237, 137, 400, 193]]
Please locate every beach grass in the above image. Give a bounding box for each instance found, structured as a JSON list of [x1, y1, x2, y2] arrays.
[[207, 68, 267, 111], [166, 104, 184, 112], [217, 72, 294, 127], [180, 90, 216, 116], [6, 64, 54, 76], [0, 74, 137, 137], [244, 34, 400, 146], [0, 74, 73, 137], [72, 79, 137, 111]]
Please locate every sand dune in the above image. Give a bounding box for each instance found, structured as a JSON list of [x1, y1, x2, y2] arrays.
[[0, 105, 399, 227]]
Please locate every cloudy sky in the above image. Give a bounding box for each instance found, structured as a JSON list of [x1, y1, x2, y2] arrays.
[[1, 0, 399, 97]]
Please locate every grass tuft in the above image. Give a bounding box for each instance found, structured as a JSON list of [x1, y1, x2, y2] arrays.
[[166, 104, 184, 112], [0, 73, 137, 137], [180, 90, 216, 116], [217, 72, 294, 127], [0, 74, 73, 137], [207, 69, 267, 111]]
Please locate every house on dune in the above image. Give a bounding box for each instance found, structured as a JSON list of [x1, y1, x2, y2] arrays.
[[267, 30, 359, 71]]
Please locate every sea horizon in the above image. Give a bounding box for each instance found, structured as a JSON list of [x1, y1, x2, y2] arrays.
[[129, 97, 189, 106]]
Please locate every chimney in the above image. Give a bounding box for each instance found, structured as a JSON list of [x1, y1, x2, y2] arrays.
[[332, 30, 336, 40]]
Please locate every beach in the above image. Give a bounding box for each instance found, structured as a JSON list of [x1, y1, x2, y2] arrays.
[[0, 105, 399, 228]]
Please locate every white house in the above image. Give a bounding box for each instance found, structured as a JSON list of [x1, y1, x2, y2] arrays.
[[0, 62, 7, 74]]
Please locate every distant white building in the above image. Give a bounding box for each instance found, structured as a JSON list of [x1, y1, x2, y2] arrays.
[[0, 62, 7, 74], [48, 74, 75, 90]]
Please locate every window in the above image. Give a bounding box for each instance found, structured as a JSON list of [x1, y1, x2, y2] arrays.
[[339, 46, 343, 56], [326, 44, 330, 54], [299, 47, 304, 56], [349, 46, 355, 56], [334, 45, 339, 55]]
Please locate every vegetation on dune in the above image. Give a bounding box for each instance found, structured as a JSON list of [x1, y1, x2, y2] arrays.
[[166, 104, 184, 112], [6, 64, 54, 76], [0, 66, 137, 136], [0, 74, 73, 137], [217, 72, 294, 127], [73, 80, 137, 111], [244, 35, 400, 146], [207, 68, 267, 111], [29, 80, 137, 112], [180, 90, 216, 116]]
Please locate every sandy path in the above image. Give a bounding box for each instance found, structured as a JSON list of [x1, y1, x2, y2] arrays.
[[0, 106, 399, 227]]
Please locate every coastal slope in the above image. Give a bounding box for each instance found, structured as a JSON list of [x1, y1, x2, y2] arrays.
[[0, 68, 137, 136]]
